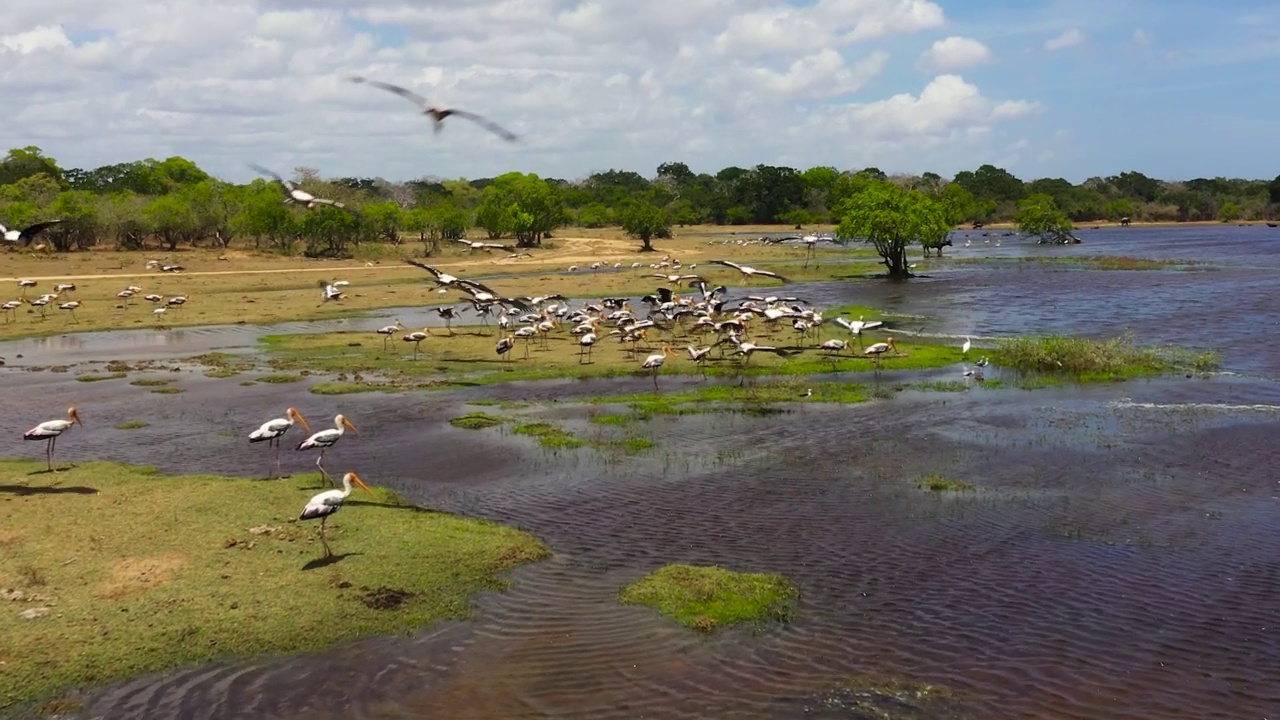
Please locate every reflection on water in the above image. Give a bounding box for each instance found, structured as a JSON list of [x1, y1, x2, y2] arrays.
[[2, 226, 1278, 719]]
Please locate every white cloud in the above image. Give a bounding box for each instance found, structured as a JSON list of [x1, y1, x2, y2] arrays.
[[915, 36, 992, 72], [0, 0, 1039, 182], [1044, 28, 1085, 51], [1132, 28, 1151, 46]]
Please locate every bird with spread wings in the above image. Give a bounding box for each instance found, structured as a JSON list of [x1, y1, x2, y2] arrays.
[[347, 76, 519, 142]]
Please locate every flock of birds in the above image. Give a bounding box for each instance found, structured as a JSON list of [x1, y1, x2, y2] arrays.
[[1, 278, 189, 325]]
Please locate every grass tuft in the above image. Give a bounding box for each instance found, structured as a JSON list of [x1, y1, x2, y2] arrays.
[[449, 413, 505, 430], [308, 381, 391, 395], [0, 460, 548, 709], [257, 373, 305, 384], [75, 373, 127, 383], [511, 422, 586, 449], [113, 420, 150, 430], [150, 387, 185, 394], [129, 379, 172, 387], [992, 333, 1218, 381], [916, 474, 975, 492], [619, 564, 797, 633]]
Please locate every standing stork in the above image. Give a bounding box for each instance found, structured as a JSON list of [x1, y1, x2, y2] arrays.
[[864, 337, 898, 372], [248, 407, 312, 479], [403, 328, 432, 360], [641, 345, 672, 391], [297, 414, 359, 485], [435, 307, 460, 335], [578, 332, 597, 364], [495, 334, 516, 361], [24, 406, 83, 472], [376, 320, 405, 350], [299, 471, 373, 557]]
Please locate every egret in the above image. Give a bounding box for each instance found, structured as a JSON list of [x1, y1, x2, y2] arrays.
[[299, 471, 373, 557], [961, 336, 971, 357], [297, 414, 358, 484], [24, 406, 83, 472], [248, 407, 312, 479]]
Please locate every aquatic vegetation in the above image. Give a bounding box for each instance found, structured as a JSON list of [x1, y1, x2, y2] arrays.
[[256, 373, 306, 384], [308, 381, 393, 395], [511, 422, 586, 449], [112, 420, 150, 430], [809, 675, 969, 719], [992, 333, 1218, 381], [449, 413, 505, 430], [916, 474, 976, 492], [129, 378, 172, 387], [0, 461, 548, 709], [619, 564, 797, 633], [590, 381, 869, 419], [75, 372, 127, 383], [204, 368, 240, 379], [150, 387, 185, 394]]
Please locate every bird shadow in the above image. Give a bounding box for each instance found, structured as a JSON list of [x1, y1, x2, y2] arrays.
[[27, 465, 77, 476], [0, 483, 97, 496], [301, 552, 361, 571]]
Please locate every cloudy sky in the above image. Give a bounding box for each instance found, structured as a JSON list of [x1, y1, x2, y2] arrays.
[[2, 0, 1277, 184]]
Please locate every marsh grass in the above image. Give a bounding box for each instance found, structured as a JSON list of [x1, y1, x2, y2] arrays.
[[150, 386, 184, 394], [449, 413, 505, 430], [992, 334, 1218, 381], [129, 378, 172, 387], [511, 422, 587, 449], [203, 368, 240, 379], [256, 373, 306, 384], [75, 372, 127, 383], [590, 381, 869, 419], [308, 381, 393, 395], [916, 474, 976, 492], [112, 420, 150, 430], [618, 564, 797, 633], [0, 461, 548, 710]]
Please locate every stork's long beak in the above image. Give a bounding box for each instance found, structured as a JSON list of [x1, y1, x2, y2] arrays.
[[342, 417, 359, 434], [350, 472, 373, 495], [71, 409, 83, 426], [294, 411, 312, 434]]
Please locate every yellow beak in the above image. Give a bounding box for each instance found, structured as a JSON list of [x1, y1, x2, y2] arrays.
[[342, 417, 359, 434], [350, 472, 373, 495]]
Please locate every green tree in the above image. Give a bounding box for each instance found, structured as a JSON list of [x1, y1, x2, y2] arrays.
[[618, 201, 670, 251], [1103, 198, 1135, 221], [0, 147, 64, 186], [1014, 193, 1076, 244], [474, 172, 566, 247], [921, 183, 973, 256], [1268, 174, 1280, 204], [576, 202, 613, 228], [835, 182, 948, 278], [1218, 201, 1242, 223]]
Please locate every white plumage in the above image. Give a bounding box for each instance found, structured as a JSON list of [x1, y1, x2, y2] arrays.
[[24, 406, 83, 472], [300, 471, 372, 557], [249, 407, 311, 479], [297, 414, 358, 484]]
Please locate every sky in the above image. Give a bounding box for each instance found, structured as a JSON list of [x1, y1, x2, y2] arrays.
[[1, 0, 1278, 185]]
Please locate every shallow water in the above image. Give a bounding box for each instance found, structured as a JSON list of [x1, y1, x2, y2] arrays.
[[3, 226, 1279, 719]]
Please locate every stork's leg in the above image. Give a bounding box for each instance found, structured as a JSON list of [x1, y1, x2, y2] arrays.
[[652, 369, 659, 392], [316, 449, 332, 484], [274, 438, 282, 479], [45, 437, 53, 472], [318, 515, 332, 557]]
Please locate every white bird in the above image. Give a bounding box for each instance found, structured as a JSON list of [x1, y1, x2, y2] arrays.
[[578, 332, 597, 364], [297, 414, 359, 484], [456, 238, 514, 251], [248, 407, 312, 479], [58, 301, 81, 323], [347, 76, 520, 141], [299, 471, 373, 557], [320, 280, 349, 303], [403, 328, 432, 359], [641, 344, 672, 390], [1, 220, 62, 246], [251, 165, 353, 212], [495, 334, 516, 361], [961, 336, 971, 357], [23, 406, 83, 472], [708, 259, 788, 283], [863, 337, 898, 371], [376, 320, 405, 350]]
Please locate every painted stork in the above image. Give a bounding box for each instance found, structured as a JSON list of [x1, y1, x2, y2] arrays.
[[297, 414, 358, 484], [578, 332, 597, 363], [708, 259, 788, 283], [376, 320, 404, 350], [864, 337, 898, 371], [495, 334, 516, 361], [24, 406, 83, 472], [347, 76, 519, 141], [248, 407, 312, 479], [1, 220, 62, 246], [300, 471, 373, 557], [403, 328, 432, 359], [250, 165, 355, 212], [320, 280, 349, 303], [641, 345, 672, 390]]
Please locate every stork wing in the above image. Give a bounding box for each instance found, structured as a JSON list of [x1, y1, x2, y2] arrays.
[[18, 220, 63, 244], [495, 296, 535, 311], [308, 197, 347, 209], [447, 109, 519, 142], [481, 242, 516, 250], [708, 259, 742, 271], [248, 164, 288, 190], [454, 238, 474, 246], [403, 258, 446, 280], [455, 277, 499, 296], [347, 76, 431, 108], [757, 269, 788, 281]]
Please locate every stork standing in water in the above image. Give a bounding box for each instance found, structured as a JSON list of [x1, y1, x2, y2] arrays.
[[297, 414, 358, 485], [300, 471, 373, 557], [641, 345, 671, 390], [24, 406, 83, 472], [248, 407, 312, 479]]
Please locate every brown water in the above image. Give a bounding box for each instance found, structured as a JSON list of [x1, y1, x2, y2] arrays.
[[3, 226, 1279, 719]]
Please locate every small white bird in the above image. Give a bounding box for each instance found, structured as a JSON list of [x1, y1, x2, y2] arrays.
[[248, 407, 312, 479], [299, 471, 373, 557], [961, 336, 971, 356], [24, 406, 83, 472]]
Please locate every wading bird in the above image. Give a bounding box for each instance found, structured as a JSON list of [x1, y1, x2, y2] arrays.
[[456, 238, 515, 252], [1, 220, 62, 246], [376, 320, 404, 350], [347, 76, 519, 142], [864, 337, 898, 372], [961, 336, 971, 357], [248, 407, 312, 479], [641, 345, 672, 390], [320, 280, 349, 303], [299, 471, 372, 557], [578, 331, 597, 363], [24, 406, 83, 472], [708, 259, 788, 283], [403, 328, 432, 359], [297, 414, 358, 484], [495, 334, 515, 361], [250, 165, 351, 211]]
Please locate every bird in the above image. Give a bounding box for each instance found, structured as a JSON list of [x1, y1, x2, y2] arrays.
[[248, 407, 312, 479], [495, 334, 516, 361], [299, 471, 373, 557], [375, 320, 405, 350], [961, 336, 971, 357], [708, 259, 788, 283], [402, 328, 432, 359], [799, 388, 813, 399], [347, 76, 520, 142], [434, 307, 460, 335], [58, 301, 82, 323], [24, 406, 83, 472], [250, 165, 353, 212], [456, 238, 515, 252], [320, 280, 349, 303], [578, 332, 597, 364], [641, 345, 672, 390], [734, 341, 793, 365], [1, 220, 62, 246], [297, 414, 359, 485], [863, 337, 898, 370]]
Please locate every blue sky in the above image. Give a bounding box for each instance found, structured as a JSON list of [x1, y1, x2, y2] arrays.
[[0, 0, 1277, 183]]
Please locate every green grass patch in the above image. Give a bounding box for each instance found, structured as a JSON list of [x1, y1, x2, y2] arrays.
[[449, 413, 505, 430], [591, 381, 868, 419], [618, 564, 797, 633], [308, 381, 396, 395], [912, 380, 969, 392], [75, 372, 127, 383], [991, 333, 1218, 381], [589, 413, 637, 426], [0, 460, 548, 710], [916, 474, 975, 492], [129, 378, 172, 387], [603, 437, 656, 454], [187, 352, 256, 372], [511, 422, 586, 449], [465, 400, 529, 410], [112, 420, 150, 430], [204, 368, 240, 379], [257, 373, 305, 384], [150, 387, 184, 394]]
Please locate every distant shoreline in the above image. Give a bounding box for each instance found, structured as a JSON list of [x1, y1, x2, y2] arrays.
[[962, 220, 1279, 231]]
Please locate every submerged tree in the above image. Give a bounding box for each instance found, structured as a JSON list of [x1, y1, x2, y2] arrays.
[[1014, 193, 1078, 244], [835, 182, 949, 278]]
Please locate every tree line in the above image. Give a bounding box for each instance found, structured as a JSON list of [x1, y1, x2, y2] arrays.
[[3, 145, 1279, 263]]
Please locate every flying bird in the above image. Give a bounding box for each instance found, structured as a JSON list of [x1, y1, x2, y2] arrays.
[[250, 165, 353, 212], [708, 259, 788, 283], [347, 76, 520, 142], [1, 220, 62, 246], [299, 471, 373, 557], [319, 280, 349, 303]]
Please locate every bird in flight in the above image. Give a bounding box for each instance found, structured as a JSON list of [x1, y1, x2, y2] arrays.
[[250, 165, 355, 213], [1, 220, 62, 246], [346, 76, 519, 142]]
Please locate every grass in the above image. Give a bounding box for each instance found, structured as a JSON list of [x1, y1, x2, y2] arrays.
[[589, 380, 869, 419], [0, 460, 548, 710], [307, 381, 393, 395], [256, 373, 306, 384], [112, 420, 150, 430], [449, 413, 505, 430], [129, 378, 172, 387], [916, 474, 976, 492], [992, 333, 1219, 381], [960, 255, 1208, 272], [150, 386, 185, 394], [618, 564, 797, 633], [203, 368, 240, 379], [74, 372, 126, 383], [511, 422, 587, 449]]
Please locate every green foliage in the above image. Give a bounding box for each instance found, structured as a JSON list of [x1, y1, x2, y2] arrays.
[[618, 564, 797, 632], [1218, 200, 1242, 222], [618, 201, 670, 250], [1014, 193, 1075, 243], [992, 334, 1219, 381], [474, 172, 567, 247], [835, 182, 949, 277]]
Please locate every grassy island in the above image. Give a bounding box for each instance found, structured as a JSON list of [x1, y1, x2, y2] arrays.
[[619, 564, 797, 633]]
